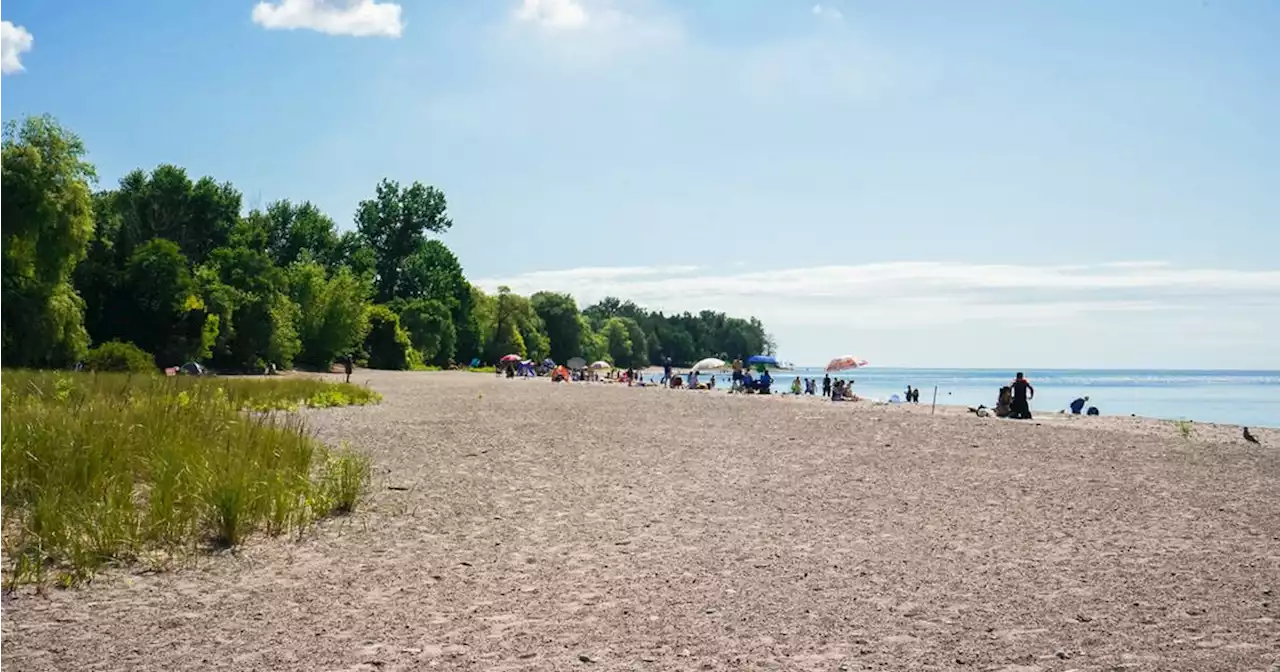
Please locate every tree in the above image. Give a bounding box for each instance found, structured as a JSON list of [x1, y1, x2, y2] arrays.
[[206, 246, 300, 370], [122, 239, 214, 365], [262, 200, 340, 268], [622, 317, 649, 368], [1, 115, 95, 367], [355, 179, 452, 301], [288, 261, 372, 368], [110, 165, 240, 266], [362, 304, 414, 370], [531, 291, 584, 362], [396, 298, 456, 365], [601, 318, 632, 367]]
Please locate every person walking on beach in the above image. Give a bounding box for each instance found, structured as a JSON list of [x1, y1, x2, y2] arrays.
[[343, 353, 354, 384], [822, 373, 831, 398], [1010, 372, 1034, 419], [662, 357, 673, 387]]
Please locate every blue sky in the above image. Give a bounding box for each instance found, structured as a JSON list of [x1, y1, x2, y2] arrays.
[[3, 0, 1278, 369]]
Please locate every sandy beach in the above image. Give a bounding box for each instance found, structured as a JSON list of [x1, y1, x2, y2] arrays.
[[3, 370, 1277, 671]]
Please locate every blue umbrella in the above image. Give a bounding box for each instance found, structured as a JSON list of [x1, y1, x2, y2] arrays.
[[746, 355, 779, 367]]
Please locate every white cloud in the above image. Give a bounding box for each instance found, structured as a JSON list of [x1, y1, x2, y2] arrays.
[[812, 4, 844, 20], [252, 0, 403, 38], [1, 20, 34, 75], [474, 261, 1280, 367], [514, 0, 590, 29]]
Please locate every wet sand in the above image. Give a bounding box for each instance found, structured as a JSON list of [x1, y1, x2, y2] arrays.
[[3, 371, 1277, 671]]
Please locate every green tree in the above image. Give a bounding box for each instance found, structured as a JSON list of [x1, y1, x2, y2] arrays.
[[206, 246, 300, 370], [262, 200, 340, 268], [531, 291, 584, 363], [1, 115, 95, 367], [355, 179, 452, 301], [288, 261, 372, 368], [396, 298, 456, 365], [601, 318, 633, 368], [109, 165, 240, 266], [362, 304, 414, 370], [122, 239, 216, 365]]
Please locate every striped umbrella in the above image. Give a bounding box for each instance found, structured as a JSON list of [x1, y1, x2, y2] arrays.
[[825, 355, 868, 372]]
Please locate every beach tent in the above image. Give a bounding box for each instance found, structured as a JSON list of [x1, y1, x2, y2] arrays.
[[179, 361, 206, 376], [567, 357, 587, 370]]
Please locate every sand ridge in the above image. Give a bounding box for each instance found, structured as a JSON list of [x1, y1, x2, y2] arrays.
[[3, 370, 1277, 671]]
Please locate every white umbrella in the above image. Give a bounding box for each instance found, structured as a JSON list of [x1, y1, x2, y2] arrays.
[[589, 360, 612, 370], [566, 357, 587, 370], [690, 357, 727, 372]]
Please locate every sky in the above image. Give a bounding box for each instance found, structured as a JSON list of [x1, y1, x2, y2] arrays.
[[2, 0, 1278, 369]]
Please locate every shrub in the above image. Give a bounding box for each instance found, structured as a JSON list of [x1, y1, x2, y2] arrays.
[[83, 341, 156, 373], [362, 305, 413, 370]]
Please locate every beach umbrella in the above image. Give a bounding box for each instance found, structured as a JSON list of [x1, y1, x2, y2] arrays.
[[567, 357, 587, 370], [589, 360, 612, 370], [542, 358, 555, 368], [500, 354, 522, 363], [746, 355, 780, 367], [690, 357, 727, 372], [825, 355, 868, 372]]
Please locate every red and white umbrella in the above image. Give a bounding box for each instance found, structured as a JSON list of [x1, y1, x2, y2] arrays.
[[499, 354, 522, 363], [825, 355, 868, 372]]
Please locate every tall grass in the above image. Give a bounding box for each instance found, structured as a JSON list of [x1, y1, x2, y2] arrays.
[[1, 371, 378, 588]]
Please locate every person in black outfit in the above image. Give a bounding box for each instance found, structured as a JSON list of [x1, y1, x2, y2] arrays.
[[343, 353, 354, 383], [822, 374, 831, 397], [1010, 372, 1034, 419]]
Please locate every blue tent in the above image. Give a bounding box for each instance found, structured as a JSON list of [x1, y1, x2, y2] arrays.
[[746, 355, 779, 367]]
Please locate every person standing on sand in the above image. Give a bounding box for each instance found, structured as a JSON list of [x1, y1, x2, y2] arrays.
[[1010, 372, 1035, 419], [822, 374, 831, 398], [343, 354, 354, 384], [662, 357, 673, 387]]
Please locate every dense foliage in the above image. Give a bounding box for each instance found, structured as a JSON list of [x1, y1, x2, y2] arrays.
[[2, 115, 774, 371]]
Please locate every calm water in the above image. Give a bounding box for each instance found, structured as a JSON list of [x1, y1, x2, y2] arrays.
[[697, 368, 1280, 428]]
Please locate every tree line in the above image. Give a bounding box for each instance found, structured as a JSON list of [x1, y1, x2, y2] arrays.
[[2, 115, 774, 372]]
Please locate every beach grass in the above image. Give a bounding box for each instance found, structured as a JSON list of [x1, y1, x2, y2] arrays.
[[0, 370, 378, 588]]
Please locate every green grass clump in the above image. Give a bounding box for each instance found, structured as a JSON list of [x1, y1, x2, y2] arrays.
[[1174, 419, 1196, 440], [1, 371, 378, 588]]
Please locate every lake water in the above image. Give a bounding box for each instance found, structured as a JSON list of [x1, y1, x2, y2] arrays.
[[692, 368, 1280, 428]]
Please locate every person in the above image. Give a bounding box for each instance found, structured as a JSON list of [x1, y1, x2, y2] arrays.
[[995, 385, 1013, 418], [662, 357, 673, 386], [791, 376, 802, 395], [343, 353, 354, 383], [1010, 372, 1035, 419], [759, 369, 773, 394], [1069, 395, 1090, 415], [905, 385, 913, 403], [822, 374, 832, 398]]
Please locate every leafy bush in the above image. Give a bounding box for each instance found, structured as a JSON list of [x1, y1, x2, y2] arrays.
[[83, 340, 156, 373], [362, 305, 413, 370]]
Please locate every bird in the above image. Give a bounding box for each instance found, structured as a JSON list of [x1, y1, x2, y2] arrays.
[[1243, 427, 1260, 445]]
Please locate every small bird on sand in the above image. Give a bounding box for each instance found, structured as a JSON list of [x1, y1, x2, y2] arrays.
[[1243, 427, 1260, 445]]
